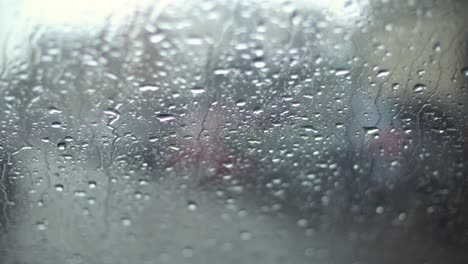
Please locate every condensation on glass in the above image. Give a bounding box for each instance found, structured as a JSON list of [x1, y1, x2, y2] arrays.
[[0, 0, 468, 263]]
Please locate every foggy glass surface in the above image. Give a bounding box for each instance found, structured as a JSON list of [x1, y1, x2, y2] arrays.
[[1, 0, 468, 263]]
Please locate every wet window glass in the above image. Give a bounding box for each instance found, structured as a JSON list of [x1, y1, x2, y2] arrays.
[[1, 0, 468, 263]]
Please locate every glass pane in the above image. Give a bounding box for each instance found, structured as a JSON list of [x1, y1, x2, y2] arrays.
[[0, 0, 468, 263]]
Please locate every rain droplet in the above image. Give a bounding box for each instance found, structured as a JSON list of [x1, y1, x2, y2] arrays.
[[384, 23, 393, 32], [182, 247, 193, 258], [214, 68, 230, 75], [157, 114, 175, 122], [57, 142, 67, 151], [398, 213, 407, 221], [253, 108, 263, 115], [55, 184, 64, 192], [301, 125, 318, 133], [48, 107, 62, 114], [104, 109, 119, 117], [121, 218, 132, 227], [50, 122, 63, 128], [296, 219, 308, 227], [187, 200, 198, 211], [88, 198, 96, 205], [186, 36, 203, 45], [253, 58, 266, 68], [335, 69, 350, 76], [36, 220, 48, 231], [426, 206, 435, 214], [363, 127, 380, 135], [315, 56, 323, 64], [376, 70, 390, 78], [88, 181, 97, 189], [413, 83, 427, 93], [190, 86, 205, 95], [65, 254, 83, 264], [376, 206, 384, 214], [461, 67, 468, 77], [149, 33, 165, 43], [236, 100, 246, 107], [134, 192, 142, 199], [139, 85, 160, 92], [239, 230, 252, 241], [74, 191, 86, 197]]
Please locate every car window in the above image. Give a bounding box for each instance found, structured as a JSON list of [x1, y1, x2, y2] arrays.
[[0, 0, 468, 263]]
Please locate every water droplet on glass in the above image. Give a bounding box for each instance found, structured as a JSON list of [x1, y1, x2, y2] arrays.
[[376, 206, 384, 214], [121, 218, 132, 227], [239, 230, 252, 240], [65, 254, 84, 264], [427, 206, 435, 214], [186, 36, 203, 45], [253, 108, 263, 115], [236, 100, 246, 107], [253, 58, 266, 68], [104, 109, 120, 117], [335, 69, 350, 76], [36, 220, 47, 231], [376, 70, 390, 78], [50, 122, 63, 128], [48, 107, 62, 114], [149, 33, 165, 44], [88, 181, 97, 189], [335, 123, 344, 128], [315, 56, 323, 64], [398, 213, 407, 221], [461, 67, 468, 77], [139, 85, 160, 92], [187, 200, 198, 211], [182, 247, 193, 258], [157, 114, 175, 122], [55, 184, 64, 192], [74, 190, 86, 197], [384, 23, 393, 31], [413, 83, 427, 93], [301, 125, 318, 133], [363, 127, 380, 135], [190, 86, 205, 95], [57, 142, 67, 151], [296, 219, 308, 228], [214, 68, 230, 75]]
